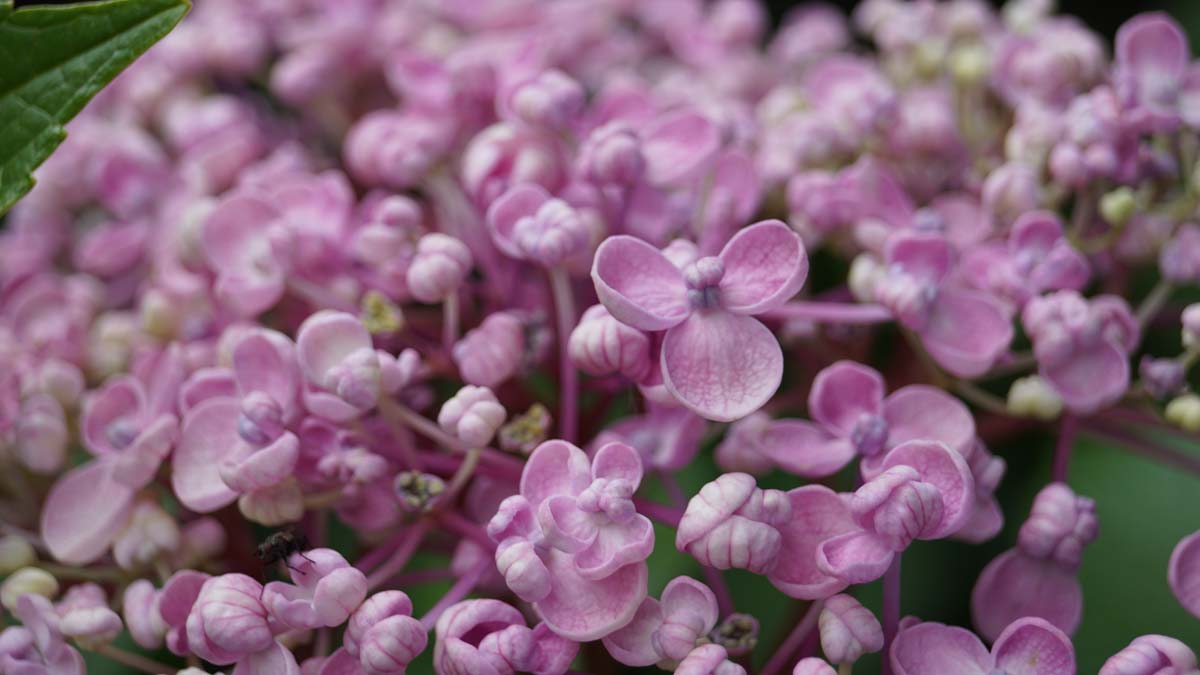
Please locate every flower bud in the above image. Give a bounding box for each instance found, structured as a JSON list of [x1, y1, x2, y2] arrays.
[[185, 573, 274, 665], [675, 643, 743, 675], [709, 613, 759, 657], [848, 254, 885, 303], [346, 591, 427, 674], [676, 473, 791, 574], [453, 312, 525, 388], [344, 111, 453, 189], [57, 583, 123, 646], [850, 466, 944, 549], [438, 385, 506, 448], [123, 579, 167, 649], [394, 471, 447, 513], [507, 69, 585, 131], [141, 287, 181, 340], [263, 548, 368, 630], [1183, 304, 1200, 349], [0, 536, 37, 574], [1007, 375, 1064, 420], [1018, 483, 1097, 569], [177, 517, 226, 566], [1139, 357, 1186, 400], [578, 123, 644, 186], [818, 594, 883, 665], [1166, 394, 1200, 433], [568, 305, 653, 381], [37, 359, 85, 408], [793, 658, 838, 675], [113, 501, 181, 570], [982, 162, 1042, 227], [238, 478, 304, 526], [1161, 225, 1200, 283], [407, 234, 472, 303], [1, 567, 58, 611], [14, 394, 67, 474], [1100, 634, 1198, 675], [1099, 187, 1136, 227]]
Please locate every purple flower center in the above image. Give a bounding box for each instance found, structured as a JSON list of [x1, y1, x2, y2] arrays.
[[876, 267, 937, 328], [106, 418, 138, 450], [684, 257, 725, 310], [238, 391, 284, 445], [850, 413, 889, 457]]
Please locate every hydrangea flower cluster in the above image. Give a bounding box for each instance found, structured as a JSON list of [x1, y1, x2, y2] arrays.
[[3, 0, 1200, 674]]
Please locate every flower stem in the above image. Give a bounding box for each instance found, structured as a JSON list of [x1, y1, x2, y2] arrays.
[[839, 664, 854, 675], [438, 447, 482, 509], [881, 554, 902, 675], [1053, 414, 1077, 483], [443, 292, 460, 353], [1136, 280, 1174, 330], [952, 380, 1010, 416], [632, 498, 683, 527], [437, 510, 496, 551], [366, 520, 431, 590], [760, 600, 823, 675], [420, 562, 489, 630], [548, 267, 579, 443], [87, 642, 177, 675], [763, 301, 893, 324]]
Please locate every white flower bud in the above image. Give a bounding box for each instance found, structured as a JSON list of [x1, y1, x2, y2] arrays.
[[1165, 394, 1200, 433], [1, 567, 59, 611], [849, 254, 885, 303], [0, 536, 36, 574], [1007, 376, 1064, 420]]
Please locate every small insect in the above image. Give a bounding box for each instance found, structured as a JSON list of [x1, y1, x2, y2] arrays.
[[256, 529, 313, 572]]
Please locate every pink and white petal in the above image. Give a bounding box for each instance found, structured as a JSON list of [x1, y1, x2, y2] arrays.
[[41, 458, 135, 565], [233, 331, 299, 417], [1168, 529, 1200, 619], [768, 486, 856, 600], [111, 414, 179, 489], [675, 473, 758, 551], [316, 647, 364, 675], [971, 550, 1083, 643], [640, 109, 721, 186], [953, 498, 1004, 544], [992, 617, 1076, 675], [296, 311, 374, 388], [172, 398, 243, 513], [538, 495, 597, 554], [1116, 13, 1189, 85], [1042, 341, 1129, 414], [232, 641, 301, 675], [921, 288, 1014, 378], [521, 440, 593, 507], [760, 419, 856, 478], [179, 368, 238, 414], [201, 194, 281, 274], [881, 440, 975, 538], [485, 184, 550, 259], [717, 220, 808, 315], [808, 361, 886, 436], [575, 515, 655, 580], [215, 271, 286, 319], [885, 233, 954, 285], [219, 432, 300, 493], [592, 236, 690, 331], [81, 377, 146, 456], [302, 387, 363, 423], [601, 597, 664, 667], [931, 193, 993, 248], [534, 550, 647, 642], [662, 313, 782, 423], [889, 622, 991, 675], [884, 385, 976, 457], [660, 576, 720, 634], [816, 531, 894, 585], [591, 441, 644, 486]]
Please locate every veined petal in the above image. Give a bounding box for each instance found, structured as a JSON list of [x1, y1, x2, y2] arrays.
[[717, 220, 808, 315], [592, 235, 690, 331]]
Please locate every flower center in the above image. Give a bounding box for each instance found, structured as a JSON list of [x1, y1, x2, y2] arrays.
[[577, 477, 636, 522], [875, 267, 937, 328], [684, 257, 725, 310], [106, 418, 138, 450], [850, 413, 889, 457]]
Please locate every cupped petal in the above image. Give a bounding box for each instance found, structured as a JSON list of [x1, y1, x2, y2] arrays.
[[640, 109, 720, 186], [601, 597, 664, 666], [172, 398, 243, 512], [808, 361, 886, 436], [768, 486, 857, 600], [880, 440, 975, 538], [816, 531, 894, 585], [81, 377, 146, 456], [576, 515, 655, 580], [317, 647, 363, 675], [885, 233, 954, 285], [971, 550, 1083, 642], [889, 622, 990, 675], [296, 311, 374, 388], [215, 272, 286, 319], [41, 458, 135, 564], [883, 386, 975, 457], [591, 441, 644, 486], [659, 576, 719, 644], [111, 414, 178, 489], [485, 183, 551, 259], [231, 641, 301, 675], [521, 440, 593, 507], [1168, 529, 1200, 619], [533, 549, 647, 642], [218, 432, 300, 493], [1041, 341, 1130, 414], [921, 288, 1014, 378], [1117, 13, 1189, 88], [717, 220, 808, 314], [201, 194, 281, 275], [992, 617, 1076, 675], [179, 368, 238, 414], [662, 312, 782, 422], [592, 235, 690, 331], [538, 496, 597, 554], [759, 420, 857, 478], [233, 331, 299, 418]]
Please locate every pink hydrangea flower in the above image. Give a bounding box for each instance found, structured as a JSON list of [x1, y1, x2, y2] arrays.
[[603, 576, 720, 666], [676, 473, 791, 574], [1100, 635, 1198, 675], [592, 220, 808, 421], [433, 599, 578, 675], [438, 386, 506, 448], [818, 594, 883, 666], [961, 211, 1091, 308], [186, 573, 276, 665], [263, 548, 368, 631], [890, 617, 1075, 675], [487, 440, 652, 640], [453, 312, 526, 388], [0, 595, 86, 675], [341, 590, 426, 675]]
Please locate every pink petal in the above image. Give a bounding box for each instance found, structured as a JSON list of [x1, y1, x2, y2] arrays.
[[592, 235, 690, 331], [591, 441, 644, 486], [485, 183, 551, 259], [971, 550, 1083, 642], [992, 617, 1076, 675], [215, 272, 286, 318], [201, 194, 281, 276], [1042, 341, 1129, 414], [81, 377, 146, 456], [179, 368, 238, 414], [881, 440, 975, 538], [809, 361, 886, 436], [233, 331, 299, 418], [520, 440, 593, 508], [768, 486, 856, 600], [602, 597, 664, 667], [1168, 529, 1200, 619], [172, 398, 243, 513], [232, 642, 301, 675], [717, 220, 808, 315], [889, 622, 990, 675], [662, 312, 782, 422], [296, 311, 374, 388], [660, 576, 720, 635], [534, 549, 647, 642], [921, 287, 1014, 378], [759, 419, 856, 478], [575, 515, 655, 580], [538, 495, 597, 554], [817, 531, 894, 584], [640, 109, 720, 186], [316, 647, 363, 675], [41, 459, 134, 564], [883, 385, 975, 457], [885, 233, 954, 285], [955, 498, 1004, 545], [219, 432, 300, 493], [1117, 13, 1188, 86]]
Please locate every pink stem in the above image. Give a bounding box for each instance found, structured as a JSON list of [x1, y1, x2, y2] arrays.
[[881, 554, 902, 675], [420, 562, 489, 630], [1080, 421, 1200, 476], [549, 267, 578, 443], [633, 498, 683, 527], [442, 292, 460, 354], [438, 510, 497, 551], [365, 520, 431, 590], [760, 600, 824, 675], [763, 301, 893, 324], [1053, 414, 1078, 483]]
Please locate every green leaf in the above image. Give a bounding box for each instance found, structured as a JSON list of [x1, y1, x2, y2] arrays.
[[0, 0, 190, 214]]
